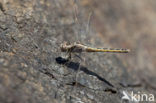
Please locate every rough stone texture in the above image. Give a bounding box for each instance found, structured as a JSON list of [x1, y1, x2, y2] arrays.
[[0, 0, 155, 103]]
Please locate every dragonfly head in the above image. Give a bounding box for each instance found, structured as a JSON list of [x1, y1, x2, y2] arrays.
[[60, 42, 71, 52]]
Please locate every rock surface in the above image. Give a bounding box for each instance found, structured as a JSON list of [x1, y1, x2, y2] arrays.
[[0, 0, 155, 103]]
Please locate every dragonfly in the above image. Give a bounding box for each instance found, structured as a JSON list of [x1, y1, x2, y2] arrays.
[[57, 0, 130, 87], [60, 42, 130, 59]]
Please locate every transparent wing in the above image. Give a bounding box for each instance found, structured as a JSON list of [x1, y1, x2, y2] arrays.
[[71, 0, 93, 86]]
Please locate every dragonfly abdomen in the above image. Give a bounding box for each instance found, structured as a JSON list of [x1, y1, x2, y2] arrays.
[[86, 47, 130, 53]]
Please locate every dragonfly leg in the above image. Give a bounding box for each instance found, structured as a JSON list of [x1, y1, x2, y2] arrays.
[[74, 53, 85, 86], [67, 52, 72, 60]]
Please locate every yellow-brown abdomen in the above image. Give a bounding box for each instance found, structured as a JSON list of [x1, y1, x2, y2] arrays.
[[86, 48, 130, 53]]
